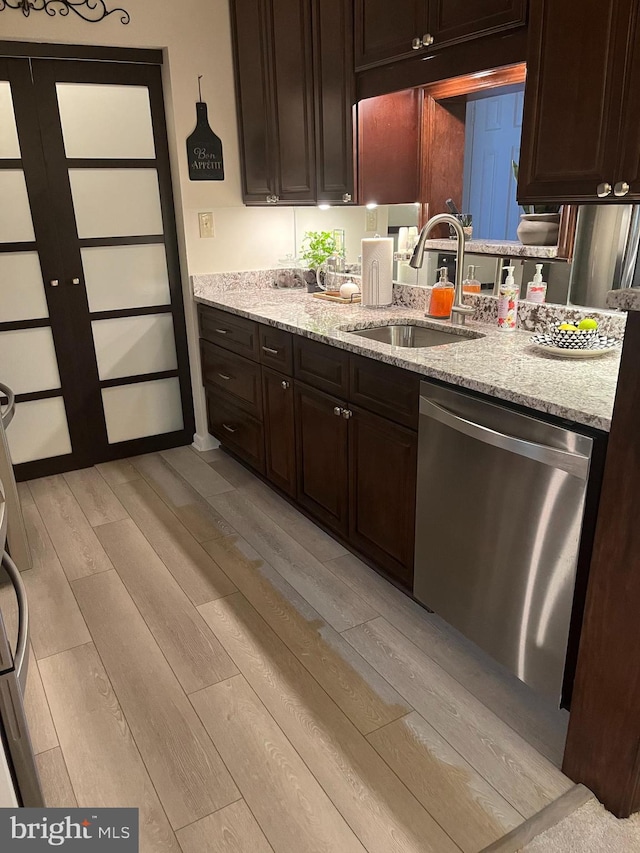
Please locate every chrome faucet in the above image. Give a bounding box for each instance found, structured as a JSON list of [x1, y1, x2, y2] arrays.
[[409, 213, 474, 326]]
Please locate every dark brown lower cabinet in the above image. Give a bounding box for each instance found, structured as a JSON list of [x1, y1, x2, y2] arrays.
[[205, 389, 265, 474], [295, 382, 349, 536], [349, 406, 417, 588], [262, 368, 297, 498]]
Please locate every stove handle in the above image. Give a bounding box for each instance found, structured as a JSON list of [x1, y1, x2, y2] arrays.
[[1, 551, 28, 685]]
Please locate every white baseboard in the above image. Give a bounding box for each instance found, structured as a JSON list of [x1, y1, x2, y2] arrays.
[[192, 432, 220, 452]]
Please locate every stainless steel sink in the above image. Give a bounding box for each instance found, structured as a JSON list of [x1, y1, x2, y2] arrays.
[[347, 324, 482, 348]]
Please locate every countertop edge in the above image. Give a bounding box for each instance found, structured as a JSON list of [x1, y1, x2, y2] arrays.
[[606, 289, 640, 312]]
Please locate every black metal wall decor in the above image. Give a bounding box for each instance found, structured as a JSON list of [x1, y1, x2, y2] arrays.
[[187, 76, 224, 182], [0, 0, 130, 24]]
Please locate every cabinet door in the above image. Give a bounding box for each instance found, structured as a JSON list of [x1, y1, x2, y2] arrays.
[[270, 0, 316, 201], [518, 0, 629, 203], [354, 0, 426, 71], [617, 5, 640, 196], [349, 406, 417, 589], [312, 0, 355, 203], [428, 0, 527, 50], [230, 0, 276, 202], [263, 368, 296, 498], [295, 382, 349, 536]]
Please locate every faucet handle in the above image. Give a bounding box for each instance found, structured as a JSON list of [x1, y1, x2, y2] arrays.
[[450, 304, 474, 326]]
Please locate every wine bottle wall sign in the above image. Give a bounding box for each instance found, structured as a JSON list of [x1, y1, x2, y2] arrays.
[[186, 77, 224, 181]]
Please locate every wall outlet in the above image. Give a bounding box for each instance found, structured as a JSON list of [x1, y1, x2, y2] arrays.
[[198, 211, 215, 238], [366, 208, 378, 231]]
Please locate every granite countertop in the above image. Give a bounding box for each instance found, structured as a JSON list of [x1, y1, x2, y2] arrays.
[[193, 285, 621, 432], [607, 289, 640, 311], [421, 238, 559, 259]]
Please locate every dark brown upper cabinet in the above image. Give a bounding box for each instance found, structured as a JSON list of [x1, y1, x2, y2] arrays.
[[354, 0, 527, 71], [518, 0, 639, 203], [230, 0, 355, 205]]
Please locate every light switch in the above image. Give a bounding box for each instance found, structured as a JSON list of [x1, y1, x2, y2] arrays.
[[198, 211, 215, 238], [366, 208, 378, 231]]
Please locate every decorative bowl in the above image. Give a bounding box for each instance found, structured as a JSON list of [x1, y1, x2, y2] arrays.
[[549, 323, 599, 350]]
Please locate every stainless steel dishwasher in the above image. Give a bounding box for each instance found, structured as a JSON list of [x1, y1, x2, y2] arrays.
[[414, 381, 593, 706]]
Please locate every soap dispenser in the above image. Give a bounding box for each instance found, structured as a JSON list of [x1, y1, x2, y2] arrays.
[[427, 267, 455, 319], [462, 264, 481, 294], [526, 264, 548, 304], [498, 265, 518, 331]]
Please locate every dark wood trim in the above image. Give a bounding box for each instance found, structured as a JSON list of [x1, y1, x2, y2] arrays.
[[89, 304, 172, 321], [421, 62, 526, 100], [99, 369, 179, 389], [78, 235, 165, 248], [0, 242, 37, 253], [0, 317, 50, 332], [356, 28, 528, 100], [563, 310, 640, 817], [66, 158, 158, 169], [557, 205, 579, 261], [14, 388, 62, 404], [0, 159, 22, 169], [0, 41, 163, 65]]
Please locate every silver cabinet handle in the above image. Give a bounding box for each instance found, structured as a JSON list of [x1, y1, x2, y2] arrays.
[[222, 423, 236, 433], [0, 382, 15, 429], [71, 277, 80, 285], [1, 551, 28, 684], [419, 396, 590, 480], [411, 36, 422, 49], [262, 345, 279, 355], [214, 328, 228, 335], [422, 33, 434, 46], [597, 182, 612, 197], [266, 194, 280, 204], [281, 380, 290, 390], [614, 181, 630, 197], [342, 409, 353, 419], [333, 406, 343, 416], [342, 193, 352, 203], [217, 372, 231, 381], [49, 279, 59, 287]]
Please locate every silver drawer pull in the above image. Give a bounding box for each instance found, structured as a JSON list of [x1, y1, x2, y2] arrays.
[[333, 406, 343, 417], [218, 372, 231, 381], [214, 328, 228, 335], [222, 423, 236, 433], [281, 380, 290, 390], [262, 345, 279, 355]]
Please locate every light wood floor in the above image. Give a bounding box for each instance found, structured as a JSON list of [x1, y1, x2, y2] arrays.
[[1, 447, 573, 853]]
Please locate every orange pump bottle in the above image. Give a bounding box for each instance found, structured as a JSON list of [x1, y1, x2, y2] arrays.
[[427, 266, 455, 319]]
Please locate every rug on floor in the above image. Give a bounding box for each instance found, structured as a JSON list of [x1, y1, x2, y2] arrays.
[[523, 798, 640, 851]]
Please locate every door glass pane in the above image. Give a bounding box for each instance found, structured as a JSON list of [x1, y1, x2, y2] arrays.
[[0, 171, 35, 242], [101, 377, 183, 443], [91, 313, 177, 380], [82, 243, 170, 312], [56, 83, 156, 160], [0, 327, 60, 393], [0, 252, 48, 321], [7, 397, 72, 464], [69, 168, 163, 238], [0, 82, 20, 158]]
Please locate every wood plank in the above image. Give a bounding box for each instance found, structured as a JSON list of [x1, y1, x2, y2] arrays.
[[343, 618, 572, 818], [29, 475, 113, 581], [198, 593, 460, 853], [368, 712, 522, 852], [96, 458, 140, 486], [191, 676, 366, 853], [207, 449, 259, 488], [72, 570, 239, 829], [63, 467, 128, 527], [203, 534, 409, 734], [21, 502, 91, 659], [327, 552, 568, 766], [130, 452, 234, 543], [240, 478, 348, 562], [17, 480, 34, 506], [23, 647, 58, 754], [96, 518, 238, 694], [161, 446, 234, 497], [190, 447, 221, 463], [113, 479, 236, 606], [207, 491, 375, 632], [36, 748, 77, 808], [176, 800, 273, 853], [38, 643, 180, 853]]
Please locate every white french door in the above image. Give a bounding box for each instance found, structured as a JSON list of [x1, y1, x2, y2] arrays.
[[0, 54, 193, 480]]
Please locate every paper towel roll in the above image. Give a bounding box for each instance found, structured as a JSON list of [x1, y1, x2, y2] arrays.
[[361, 237, 393, 307]]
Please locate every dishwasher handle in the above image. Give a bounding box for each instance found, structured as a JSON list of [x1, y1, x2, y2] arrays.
[[420, 396, 590, 480]]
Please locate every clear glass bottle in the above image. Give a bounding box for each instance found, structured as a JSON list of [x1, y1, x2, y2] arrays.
[[462, 263, 481, 294]]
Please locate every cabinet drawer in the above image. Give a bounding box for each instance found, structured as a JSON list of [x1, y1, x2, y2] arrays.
[[294, 336, 349, 397], [198, 304, 260, 360], [349, 353, 419, 429], [259, 325, 293, 375], [201, 340, 262, 417], [205, 389, 265, 473]]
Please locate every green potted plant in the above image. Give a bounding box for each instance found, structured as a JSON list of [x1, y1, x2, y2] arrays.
[[512, 161, 561, 246], [299, 230, 340, 292]]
